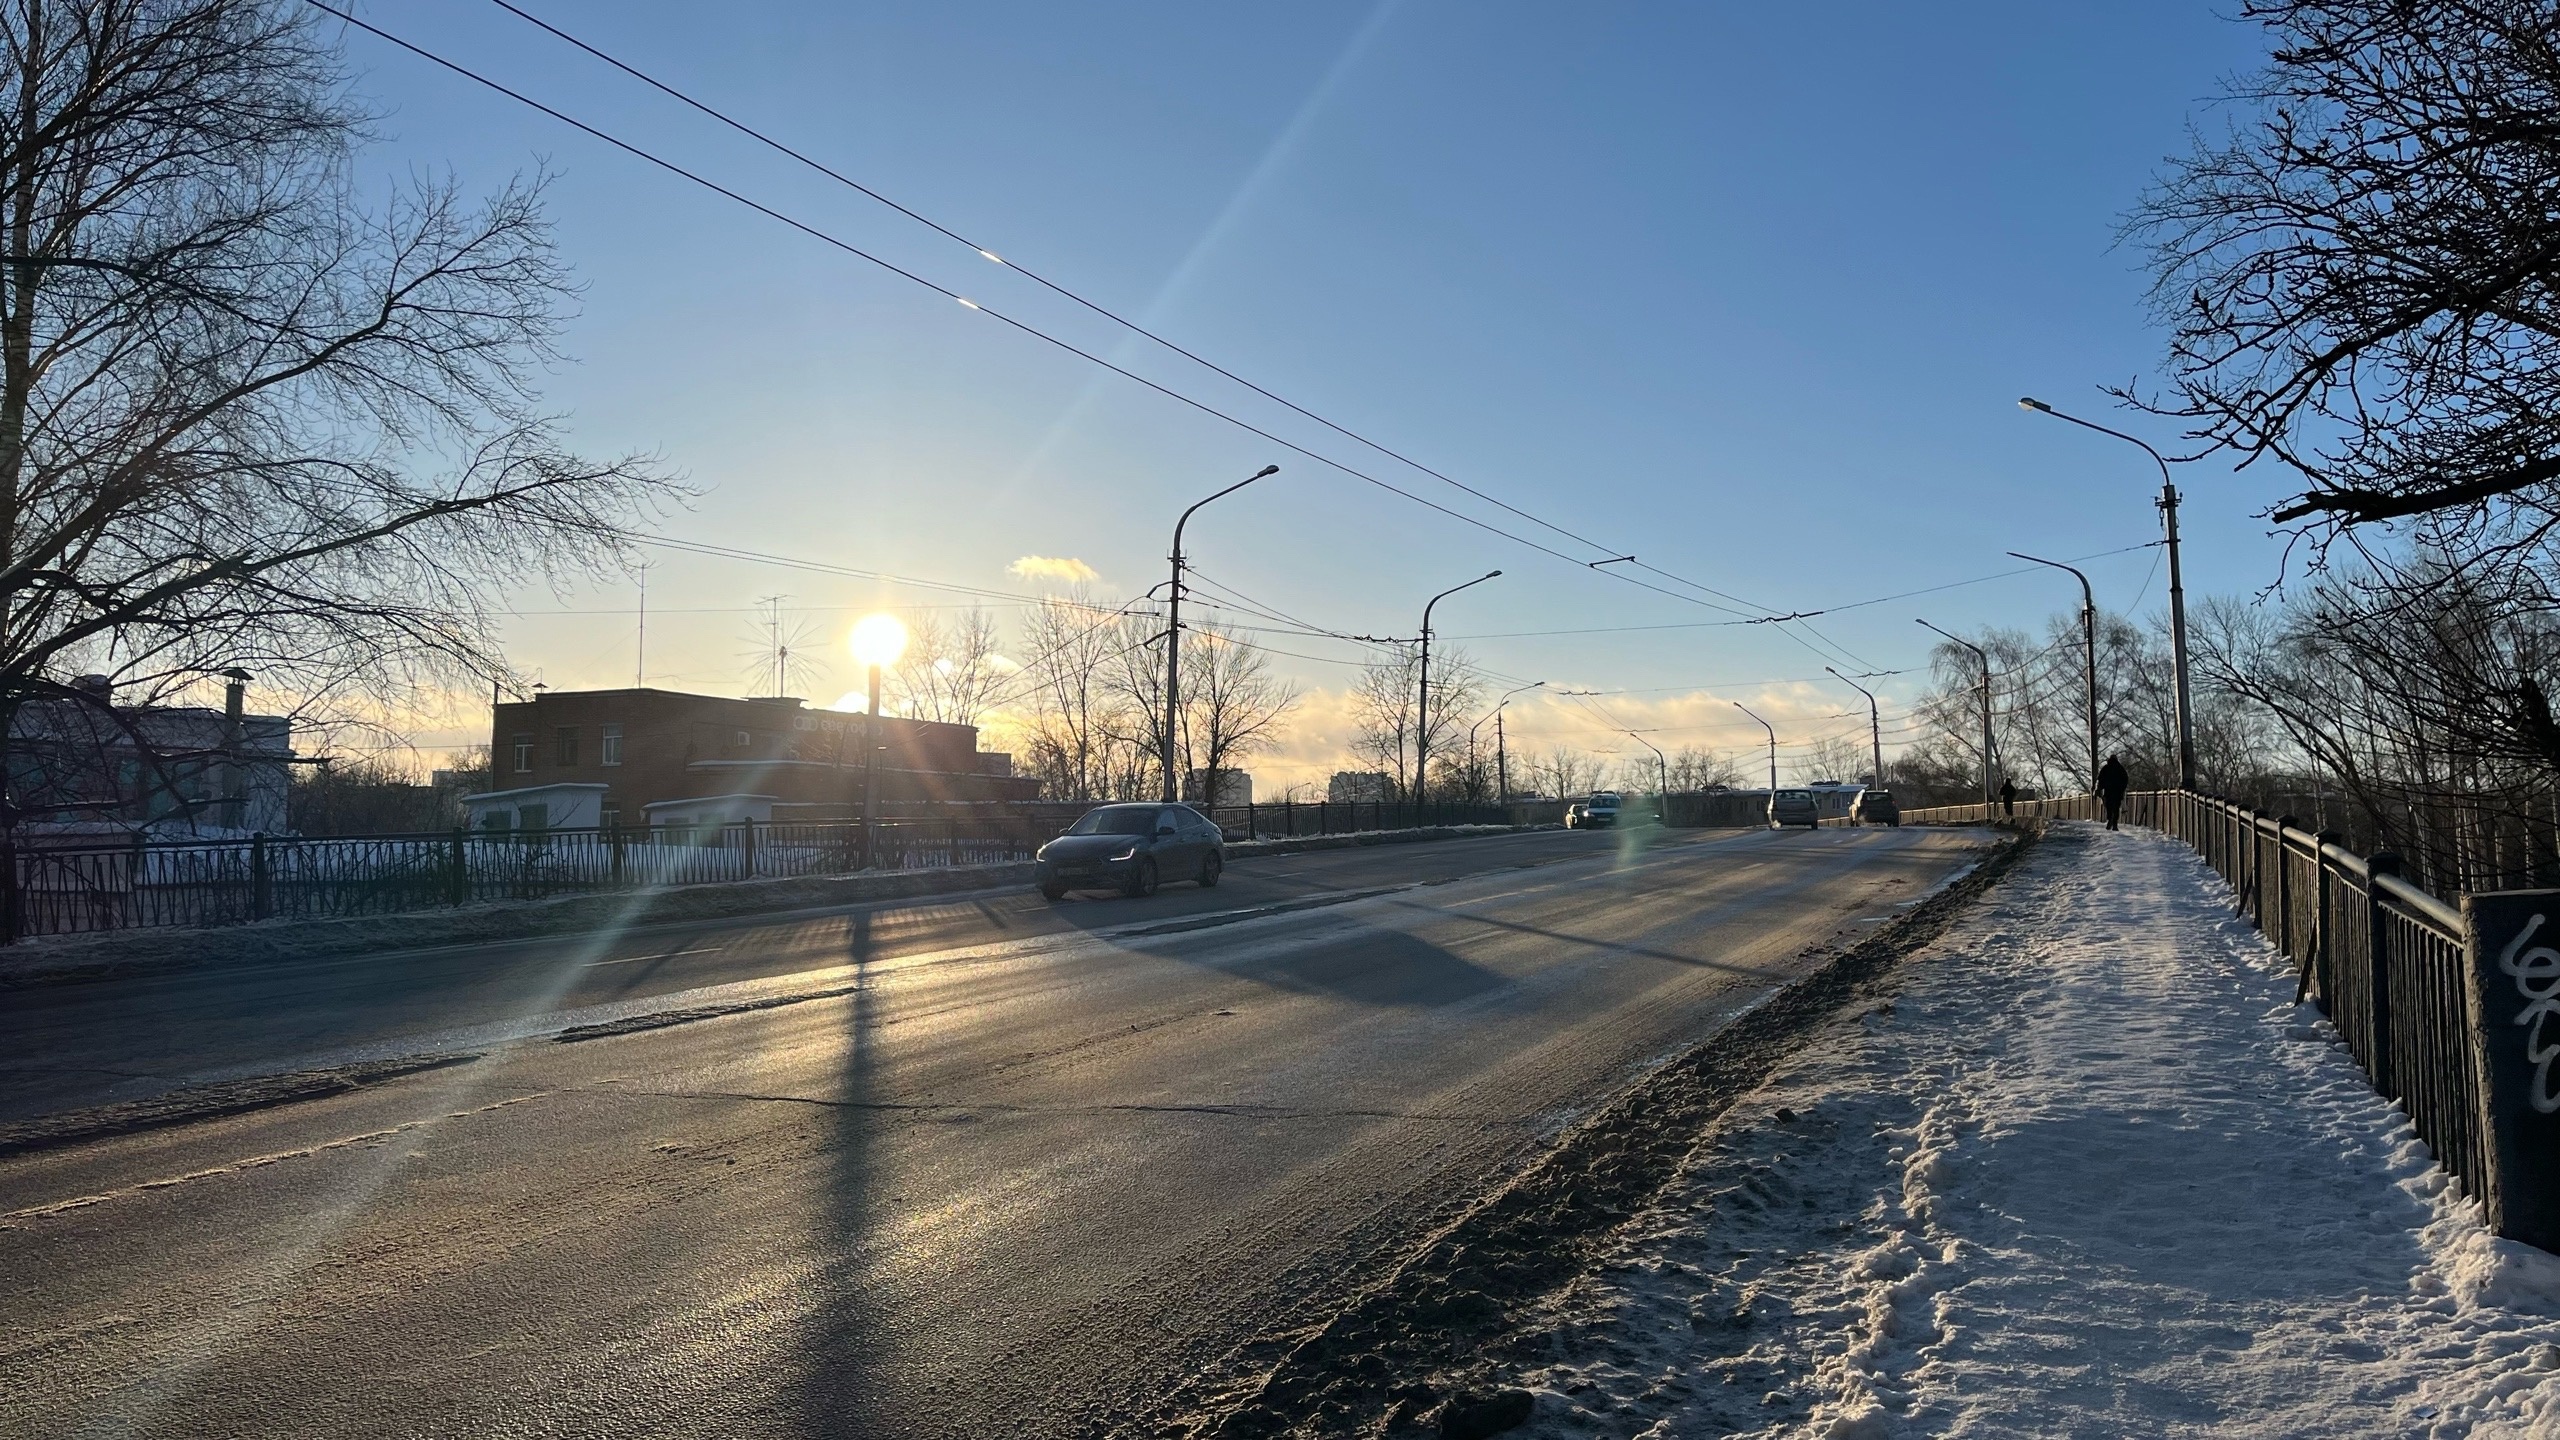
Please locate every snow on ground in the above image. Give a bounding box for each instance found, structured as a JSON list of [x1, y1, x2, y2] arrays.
[[1512, 821, 2560, 1439]]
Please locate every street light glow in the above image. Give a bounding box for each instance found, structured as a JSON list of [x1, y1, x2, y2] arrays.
[[850, 613, 909, 669]]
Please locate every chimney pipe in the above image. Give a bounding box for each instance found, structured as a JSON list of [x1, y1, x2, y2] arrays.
[[218, 668, 250, 830]]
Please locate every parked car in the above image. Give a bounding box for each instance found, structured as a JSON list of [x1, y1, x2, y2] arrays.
[[1767, 788, 1821, 829], [1850, 788, 1901, 827], [1034, 803, 1224, 899], [1578, 791, 1624, 828]]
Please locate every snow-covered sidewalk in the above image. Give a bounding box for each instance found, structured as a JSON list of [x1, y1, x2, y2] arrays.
[[1513, 821, 2560, 1439]]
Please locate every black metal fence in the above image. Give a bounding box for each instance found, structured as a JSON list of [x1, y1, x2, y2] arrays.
[[1905, 790, 2560, 1252], [0, 798, 1527, 943]]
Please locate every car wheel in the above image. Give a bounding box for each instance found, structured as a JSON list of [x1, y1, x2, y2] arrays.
[[1199, 852, 1222, 888], [1040, 882, 1067, 901], [1124, 858, 1158, 898]]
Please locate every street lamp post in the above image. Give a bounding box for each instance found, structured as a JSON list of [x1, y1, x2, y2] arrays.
[[1162, 464, 1280, 803], [1414, 570, 1501, 811], [1734, 702, 1777, 797], [2019, 397, 2193, 788], [2007, 551, 2100, 794], [1470, 681, 1544, 807], [1824, 666, 1884, 790], [1627, 731, 1667, 817], [849, 614, 909, 870], [1917, 618, 1994, 802]]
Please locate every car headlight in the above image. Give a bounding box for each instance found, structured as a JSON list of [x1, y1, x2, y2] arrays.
[[1108, 846, 1138, 861]]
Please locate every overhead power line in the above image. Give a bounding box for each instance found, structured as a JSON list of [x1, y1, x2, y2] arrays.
[[336, 0, 1933, 668]]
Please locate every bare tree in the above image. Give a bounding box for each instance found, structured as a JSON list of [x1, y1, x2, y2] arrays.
[[1665, 745, 1741, 792], [1793, 732, 1868, 786], [1008, 588, 1146, 801], [0, 0, 666, 827], [894, 607, 1008, 727], [2136, 1, 2560, 537], [1346, 641, 1482, 801], [1348, 645, 1421, 800], [1527, 746, 1604, 801], [1179, 622, 1296, 806]]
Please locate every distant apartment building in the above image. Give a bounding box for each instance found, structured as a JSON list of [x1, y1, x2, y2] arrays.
[[1327, 770, 1391, 804], [468, 687, 1036, 831], [1182, 768, 1253, 807], [7, 673, 292, 837]]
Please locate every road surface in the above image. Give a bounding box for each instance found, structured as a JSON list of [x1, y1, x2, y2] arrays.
[[0, 823, 1988, 1439]]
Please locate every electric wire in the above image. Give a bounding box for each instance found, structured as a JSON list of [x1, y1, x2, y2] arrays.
[[334, 0, 1959, 666]]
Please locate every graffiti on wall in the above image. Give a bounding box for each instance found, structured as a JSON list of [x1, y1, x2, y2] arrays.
[[2496, 911, 2560, 1114]]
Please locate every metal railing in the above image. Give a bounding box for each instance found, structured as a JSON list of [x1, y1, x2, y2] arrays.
[[1900, 790, 2560, 1248], [0, 799, 1538, 943], [0, 817, 1051, 942]]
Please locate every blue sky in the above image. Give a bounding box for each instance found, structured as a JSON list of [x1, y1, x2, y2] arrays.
[[347, 1, 2284, 782]]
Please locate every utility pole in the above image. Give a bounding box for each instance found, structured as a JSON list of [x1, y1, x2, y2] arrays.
[[2019, 398, 2194, 788], [634, 564, 647, 689], [1162, 465, 1279, 803], [2007, 551, 2099, 792], [1824, 667, 1884, 790], [1734, 702, 1777, 796], [1918, 619, 1994, 802], [1470, 681, 1543, 809], [1413, 570, 1501, 808]]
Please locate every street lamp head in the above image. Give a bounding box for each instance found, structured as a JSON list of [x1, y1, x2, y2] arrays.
[[1485, 569, 1503, 580], [849, 613, 908, 670], [2018, 396, 2052, 413], [1252, 464, 1279, 478]]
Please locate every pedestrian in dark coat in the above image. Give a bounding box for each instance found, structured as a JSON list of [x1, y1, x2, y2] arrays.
[[2097, 754, 2130, 830], [1999, 778, 2017, 818]]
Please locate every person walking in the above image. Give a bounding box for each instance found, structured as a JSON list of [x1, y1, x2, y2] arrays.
[[1999, 777, 2018, 818], [2098, 754, 2129, 831]]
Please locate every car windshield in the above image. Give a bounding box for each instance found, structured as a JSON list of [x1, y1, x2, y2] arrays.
[[1778, 791, 1812, 801], [1590, 793, 1619, 805], [1864, 791, 1893, 802], [1067, 806, 1159, 836]]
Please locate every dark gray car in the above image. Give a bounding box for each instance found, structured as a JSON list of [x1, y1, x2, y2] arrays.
[[1035, 803, 1225, 900]]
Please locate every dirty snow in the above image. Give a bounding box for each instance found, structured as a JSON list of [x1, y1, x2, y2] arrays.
[[1513, 821, 2560, 1439]]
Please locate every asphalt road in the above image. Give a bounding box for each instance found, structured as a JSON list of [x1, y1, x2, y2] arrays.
[[0, 823, 1989, 1440]]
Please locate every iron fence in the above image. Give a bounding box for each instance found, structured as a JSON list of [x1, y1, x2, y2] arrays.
[[0, 817, 1053, 942], [1901, 791, 2500, 1205], [0, 799, 1536, 943]]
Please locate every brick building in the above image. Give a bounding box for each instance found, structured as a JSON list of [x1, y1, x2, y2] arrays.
[[481, 688, 1035, 829]]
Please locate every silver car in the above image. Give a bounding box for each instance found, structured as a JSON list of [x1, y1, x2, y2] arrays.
[[1767, 788, 1821, 829]]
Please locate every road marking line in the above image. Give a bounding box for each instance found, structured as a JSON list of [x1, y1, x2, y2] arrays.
[[584, 947, 724, 968]]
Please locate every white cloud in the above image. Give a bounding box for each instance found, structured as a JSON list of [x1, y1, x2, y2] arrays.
[[1009, 555, 1098, 586]]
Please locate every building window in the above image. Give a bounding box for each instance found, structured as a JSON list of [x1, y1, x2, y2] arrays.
[[479, 809, 510, 832], [600, 802, 621, 831], [511, 733, 534, 773], [517, 801, 548, 832], [555, 726, 578, 766], [734, 729, 751, 748], [599, 723, 623, 767]]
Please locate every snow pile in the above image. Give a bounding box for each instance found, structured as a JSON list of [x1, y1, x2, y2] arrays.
[[1513, 822, 2560, 1439]]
